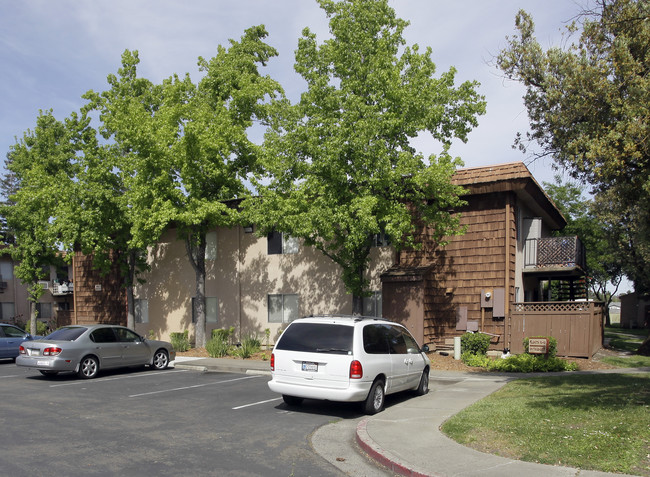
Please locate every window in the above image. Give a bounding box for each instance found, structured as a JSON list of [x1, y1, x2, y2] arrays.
[[192, 297, 218, 323], [115, 327, 140, 342], [36, 303, 52, 320], [0, 303, 14, 321], [135, 299, 149, 324], [0, 260, 13, 280], [90, 327, 117, 343], [267, 231, 299, 255], [372, 231, 391, 247], [268, 294, 299, 323], [205, 231, 217, 260], [275, 323, 353, 353], [363, 291, 382, 317]]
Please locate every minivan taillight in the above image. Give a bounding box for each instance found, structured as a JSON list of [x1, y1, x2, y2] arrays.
[[350, 360, 363, 379], [270, 353, 275, 371], [43, 347, 62, 356]]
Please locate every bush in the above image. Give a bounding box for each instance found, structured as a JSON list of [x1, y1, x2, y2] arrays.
[[235, 335, 262, 359], [170, 330, 190, 352], [488, 354, 578, 372], [523, 336, 558, 358], [22, 320, 51, 337], [461, 332, 491, 356], [461, 351, 491, 367], [206, 335, 231, 357], [211, 327, 235, 344]]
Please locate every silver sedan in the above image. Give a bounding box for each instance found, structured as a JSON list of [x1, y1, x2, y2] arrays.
[[16, 324, 176, 379]]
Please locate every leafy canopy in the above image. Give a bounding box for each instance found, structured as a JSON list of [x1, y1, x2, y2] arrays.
[[247, 0, 486, 305], [498, 0, 650, 294]]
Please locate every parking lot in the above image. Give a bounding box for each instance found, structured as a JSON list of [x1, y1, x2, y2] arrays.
[[0, 359, 374, 477]]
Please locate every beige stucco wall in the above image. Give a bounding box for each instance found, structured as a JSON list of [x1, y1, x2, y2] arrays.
[[134, 226, 395, 343]]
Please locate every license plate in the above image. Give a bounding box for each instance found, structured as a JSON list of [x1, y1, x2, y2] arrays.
[[302, 361, 318, 372], [36, 360, 50, 366]]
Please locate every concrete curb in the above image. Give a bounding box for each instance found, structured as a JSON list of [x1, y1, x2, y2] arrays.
[[356, 419, 438, 477]]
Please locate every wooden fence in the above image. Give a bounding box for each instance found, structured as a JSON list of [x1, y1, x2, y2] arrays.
[[508, 302, 603, 358]]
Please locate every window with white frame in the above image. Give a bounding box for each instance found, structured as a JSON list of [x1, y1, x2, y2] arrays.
[[205, 231, 217, 260], [268, 294, 299, 323], [192, 297, 218, 323], [363, 291, 382, 317], [267, 231, 299, 255], [135, 299, 149, 324]]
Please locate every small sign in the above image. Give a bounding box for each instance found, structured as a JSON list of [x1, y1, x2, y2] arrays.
[[528, 337, 549, 355], [95, 284, 102, 292]]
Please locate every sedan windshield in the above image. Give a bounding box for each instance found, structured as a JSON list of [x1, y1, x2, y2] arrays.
[[45, 327, 87, 341]]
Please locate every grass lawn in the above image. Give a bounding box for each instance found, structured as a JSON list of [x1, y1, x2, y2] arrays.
[[442, 326, 650, 476], [442, 374, 650, 475]]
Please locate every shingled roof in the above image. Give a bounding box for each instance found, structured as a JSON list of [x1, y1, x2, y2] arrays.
[[452, 162, 566, 230]]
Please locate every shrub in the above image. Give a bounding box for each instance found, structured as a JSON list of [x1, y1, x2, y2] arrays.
[[461, 332, 491, 356], [170, 330, 190, 352], [23, 320, 51, 337], [487, 354, 578, 372], [206, 336, 231, 357], [523, 336, 558, 358], [461, 351, 491, 368], [235, 335, 261, 359], [211, 327, 235, 344]]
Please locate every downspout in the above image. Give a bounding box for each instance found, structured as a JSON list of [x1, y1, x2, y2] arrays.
[[505, 198, 511, 349]]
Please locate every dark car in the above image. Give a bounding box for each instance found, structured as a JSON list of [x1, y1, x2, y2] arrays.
[[16, 324, 176, 379], [0, 323, 35, 361]]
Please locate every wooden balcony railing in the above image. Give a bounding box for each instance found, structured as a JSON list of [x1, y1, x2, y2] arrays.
[[524, 236, 586, 271]]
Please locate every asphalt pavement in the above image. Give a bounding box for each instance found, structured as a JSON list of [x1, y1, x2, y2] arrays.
[[173, 357, 649, 477]]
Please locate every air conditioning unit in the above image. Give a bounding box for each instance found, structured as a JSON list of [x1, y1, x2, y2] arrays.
[[38, 280, 49, 290]]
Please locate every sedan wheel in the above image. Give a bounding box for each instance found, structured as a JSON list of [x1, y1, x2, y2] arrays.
[[363, 379, 385, 415], [152, 349, 169, 370], [78, 355, 99, 379]]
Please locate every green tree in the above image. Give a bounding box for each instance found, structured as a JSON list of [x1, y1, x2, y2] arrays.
[[498, 0, 650, 295], [91, 26, 282, 346], [2, 111, 78, 333], [544, 176, 623, 323], [246, 0, 485, 314]]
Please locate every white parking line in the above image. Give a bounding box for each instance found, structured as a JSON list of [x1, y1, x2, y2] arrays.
[[232, 397, 283, 410], [129, 375, 260, 398], [48, 369, 185, 387], [0, 375, 20, 379]]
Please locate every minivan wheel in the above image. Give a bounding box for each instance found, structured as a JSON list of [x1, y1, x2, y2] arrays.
[[363, 379, 385, 415], [282, 395, 304, 406], [415, 369, 429, 396]]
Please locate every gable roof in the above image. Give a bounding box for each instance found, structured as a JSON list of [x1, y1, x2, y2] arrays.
[[453, 162, 566, 230]]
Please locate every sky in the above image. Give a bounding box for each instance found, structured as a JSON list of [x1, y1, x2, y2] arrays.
[[1, 0, 632, 294], [1, 0, 585, 184]]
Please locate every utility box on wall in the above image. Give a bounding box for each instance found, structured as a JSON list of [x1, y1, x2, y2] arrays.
[[480, 289, 493, 308]]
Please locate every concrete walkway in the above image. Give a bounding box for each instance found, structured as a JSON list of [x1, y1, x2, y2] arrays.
[[173, 357, 649, 477]]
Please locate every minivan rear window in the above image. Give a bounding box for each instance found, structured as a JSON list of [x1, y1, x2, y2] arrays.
[[276, 323, 353, 354]]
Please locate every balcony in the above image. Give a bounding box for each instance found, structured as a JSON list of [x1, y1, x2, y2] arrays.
[[51, 281, 74, 296], [524, 236, 586, 276]]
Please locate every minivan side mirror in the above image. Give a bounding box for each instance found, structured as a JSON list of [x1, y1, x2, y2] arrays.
[[421, 345, 429, 353]]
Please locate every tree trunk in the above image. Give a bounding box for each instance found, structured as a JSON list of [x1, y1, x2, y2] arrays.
[[352, 295, 363, 315], [186, 234, 207, 348], [30, 301, 37, 336], [637, 334, 650, 356], [125, 250, 137, 330]]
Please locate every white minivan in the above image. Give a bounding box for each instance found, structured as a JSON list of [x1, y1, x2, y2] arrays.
[[268, 315, 430, 414]]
